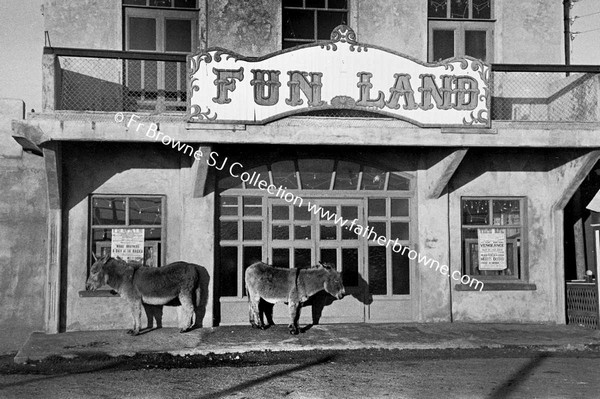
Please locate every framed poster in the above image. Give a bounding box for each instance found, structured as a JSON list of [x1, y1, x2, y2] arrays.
[[111, 228, 145, 263], [477, 228, 507, 271]]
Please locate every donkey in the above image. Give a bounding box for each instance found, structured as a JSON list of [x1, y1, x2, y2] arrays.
[[86, 255, 202, 335], [245, 262, 346, 335]]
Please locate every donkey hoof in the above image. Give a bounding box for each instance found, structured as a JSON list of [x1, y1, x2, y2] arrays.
[[126, 329, 139, 336], [289, 329, 299, 335], [179, 327, 192, 333]]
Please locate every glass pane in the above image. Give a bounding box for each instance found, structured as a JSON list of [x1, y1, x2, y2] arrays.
[[283, 9, 314, 40], [243, 221, 262, 240], [284, 0, 303, 6], [294, 224, 311, 240], [126, 60, 142, 90], [294, 248, 312, 268], [368, 246, 387, 295], [243, 197, 262, 216], [328, 0, 347, 9], [370, 222, 386, 238], [317, 11, 347, 40], [327, 0, 348, 9], [173, 0, 197, 8], [361, 166, 386, 190], [463, 199, 489, 225], [219, 246, 237, 297], [391, 222, 409, 241], [342, 223, 359, 240], [342, 248, 359, 286], [368, 199, 386, 217], [164, 62, 178, 92], [129, 197, 162, 225], [391, 199, 409, 217], [272, 225, 290, 240], [428, 0, 447, 17], [143, 60, 158, 91], [493, 200, 521, 226], [320, 225, 337, 240], [306, 0, 325, 7], [298, 159, 335, 189], [144, 227, 161, 240], [320, 248, 336, 265], [244, 166, 269, 189], [294, 205, 311, 221], [128, 18, 156, 51], [432, 30, 454, 62], [124, 0, 147, 5], [272, 205, 289, 220], [220, 221, 238, 240], [472, 0, 491, 19], [165, 19, 192, 52], [392, 251, 410, 295], [451, 0, 468, 18], [334, 161, 360, 190], [150, 0, 172, 5], [388, 174, 410, 190], [319, 206, 336, 220], [92, 197, 126, 225], [220, 196, 238, 216], [465, 30, 486, 61], [273, 248, 290, 268], [242, 246, 262, 295], [341, 206, 358, 220], [271, 160, 298, 189]]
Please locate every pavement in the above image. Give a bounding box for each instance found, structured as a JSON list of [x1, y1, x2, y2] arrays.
[[13, 322, 600, 364]]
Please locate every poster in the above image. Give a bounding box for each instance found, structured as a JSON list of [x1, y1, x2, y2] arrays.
[[111, 228, 145, 263], [478, 228, 507, 270]]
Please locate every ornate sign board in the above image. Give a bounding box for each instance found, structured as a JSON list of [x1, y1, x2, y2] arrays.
[[188, 25, 490, 127]]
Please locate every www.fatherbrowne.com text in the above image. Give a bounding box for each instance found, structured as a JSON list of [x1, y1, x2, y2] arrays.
[[114, 112, 484, 291]]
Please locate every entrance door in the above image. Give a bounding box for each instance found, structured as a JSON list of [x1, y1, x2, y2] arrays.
[[268, 198, 366, 324]]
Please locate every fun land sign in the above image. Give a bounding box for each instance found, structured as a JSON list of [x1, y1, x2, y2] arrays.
[[188, 25, 490, 127]]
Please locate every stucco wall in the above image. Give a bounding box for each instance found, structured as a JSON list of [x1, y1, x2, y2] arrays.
[[62, 142, 214, 331], [207, 0, 281, 56], [496, 0, 563, 64], [44, 0, 121, 50], [449, 149, 591, 323], [357, 0, 427, 61]]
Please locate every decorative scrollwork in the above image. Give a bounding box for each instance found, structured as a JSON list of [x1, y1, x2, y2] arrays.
[[326, 25, 368, 52], [330, 96, 355, 108], [189, 105, 217, 121], [462, 109, 489, 126]]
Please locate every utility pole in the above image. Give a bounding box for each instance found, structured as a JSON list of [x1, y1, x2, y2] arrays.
[[564, 0, 571, 66]]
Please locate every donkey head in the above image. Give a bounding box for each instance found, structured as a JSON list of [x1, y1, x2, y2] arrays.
[[319, 262, 346, 300], [86, 254, 111, 291]]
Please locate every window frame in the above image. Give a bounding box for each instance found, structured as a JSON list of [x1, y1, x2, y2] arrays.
[[460, 196, 530, 284], [282, 0, 349, 49], [88, 194, 166, 276]]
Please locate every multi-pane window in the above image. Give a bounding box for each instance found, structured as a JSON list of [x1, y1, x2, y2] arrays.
[[461, 198, 526, 279], [218, 158, 413, 298], [282, 0, 348, 49], [89, 195, 164, 274], [123, 0, 198, 111], [428, 0, 494, 62]]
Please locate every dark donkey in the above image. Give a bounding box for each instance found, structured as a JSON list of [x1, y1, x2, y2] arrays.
[[245, 262, 346, 334], [86, 255, 202, 335]]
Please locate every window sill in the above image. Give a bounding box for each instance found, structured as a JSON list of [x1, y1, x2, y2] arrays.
[[79, 290, 120, 297], [455, 282, 537, 291]]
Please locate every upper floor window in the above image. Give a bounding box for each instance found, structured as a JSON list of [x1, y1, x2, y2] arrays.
[[283, 0, 348, 49], [123, 0, 197, 9], [428, 0, 493, 62]]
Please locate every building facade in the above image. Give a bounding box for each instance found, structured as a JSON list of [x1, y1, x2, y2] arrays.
[[2, 0, 600, 345]]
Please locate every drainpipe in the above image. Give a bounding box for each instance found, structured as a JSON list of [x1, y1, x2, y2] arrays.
[[563, 0, 571, 67]]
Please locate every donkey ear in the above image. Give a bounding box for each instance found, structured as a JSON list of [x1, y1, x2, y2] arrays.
[[100, 253, 111, 263], [91, 252, 98, 262]]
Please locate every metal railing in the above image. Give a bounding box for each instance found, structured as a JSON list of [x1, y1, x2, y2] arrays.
[[566, 282, 599, 329], [44, 47, 187, 115], [43, 47, 600, 123]]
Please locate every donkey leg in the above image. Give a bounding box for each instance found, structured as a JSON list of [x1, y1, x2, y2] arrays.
[[249, 296, 263, 329], [178, 293, 195, 333], [127, 299, 142, 336], [288, 302, 300, 335]]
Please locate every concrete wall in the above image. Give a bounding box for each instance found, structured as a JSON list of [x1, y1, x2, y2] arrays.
[[496, 0, 563, 64], [207, 0, 281, 56], [449, 149, 591, 323], [357, 0, 427, 61], [0, 99, 47, 354], [62, 142, 214, 331], [44, 0, 121, 50]]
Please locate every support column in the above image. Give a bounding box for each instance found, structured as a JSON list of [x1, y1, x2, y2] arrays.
[[42, 142, 62, 333]]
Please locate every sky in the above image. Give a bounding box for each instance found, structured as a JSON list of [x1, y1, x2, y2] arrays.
[[570, 0, 600, 64]]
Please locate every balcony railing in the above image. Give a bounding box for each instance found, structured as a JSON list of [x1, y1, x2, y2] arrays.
[[43, 47, 600, 123]]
